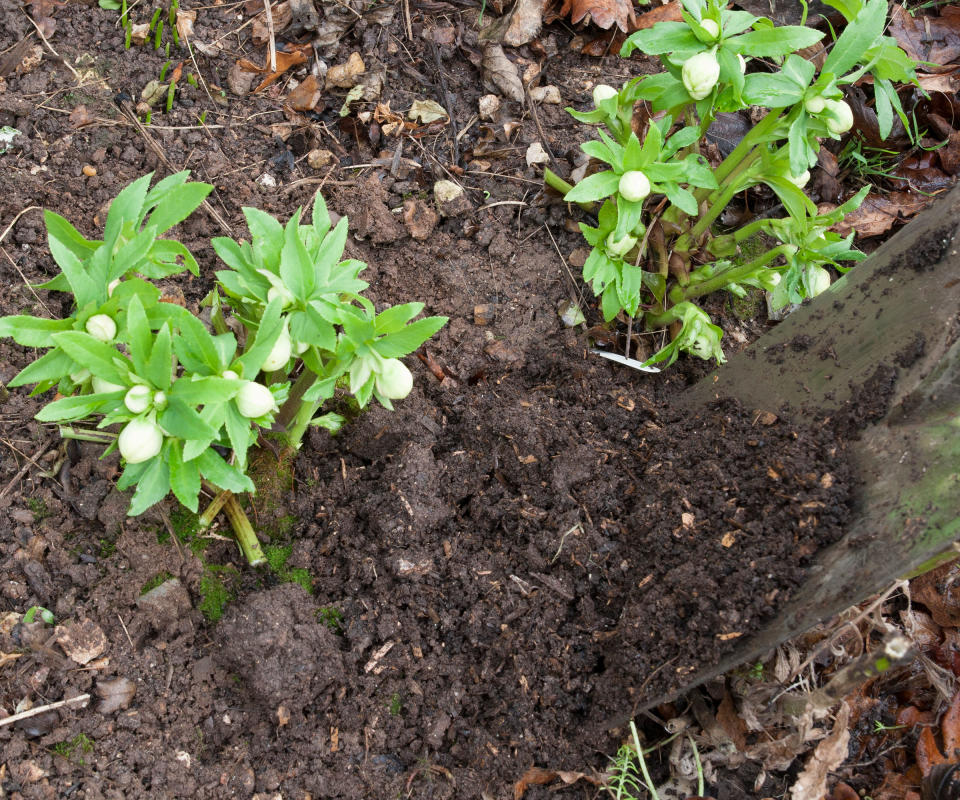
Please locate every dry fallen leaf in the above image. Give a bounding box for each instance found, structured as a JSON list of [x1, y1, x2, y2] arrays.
[[789, 702, 850, 800], [237, 46, 309, 93], [286, 74, 323, 111], [556, 0, 635, 31], [252, 0, 293, 43], [325, 51, 365, 90], [95, 676, 137, 713], [483, 0, 546, 46], [55, 619, 107, 665], [481, 43, 523, 103], [408, 99, 448, 123], [889, 5, 960, 68], [175, 8, 196, 40], [630, 0, 681, 31], [513, 766, 600, 799], [821, 191, 932, 238], [68, 105, 94, 128]]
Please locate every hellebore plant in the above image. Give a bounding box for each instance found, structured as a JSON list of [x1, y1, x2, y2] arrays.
[[0, 172, 446, 565], [546, 0, 917, 367]]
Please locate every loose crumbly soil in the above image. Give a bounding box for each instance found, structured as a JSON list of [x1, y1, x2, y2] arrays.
[[0, 2, 860, 797]]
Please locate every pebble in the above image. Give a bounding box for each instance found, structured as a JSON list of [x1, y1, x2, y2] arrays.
[[82, 164, 97, 177]]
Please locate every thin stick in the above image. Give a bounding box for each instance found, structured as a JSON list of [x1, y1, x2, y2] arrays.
[[0, 694, 90, 728], [0, 206, 41, 245], [114, 97, 233, 235], [0, 440, 52, 500], [1, 246, 54, 318], [428, 41, 460, 166], [262, 0, 277, 73], [116, 614, 136, 650], [23, 13, 81, 82]]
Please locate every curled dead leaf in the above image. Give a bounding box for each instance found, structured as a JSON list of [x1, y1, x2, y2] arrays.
[[482, 0, 546, 46], [513, 766, 600, 799], [556, 0, 635, 31], [789, 702, 850, 800], [238, 46, 309, 93], [175, 9, 196, 40], [820, 192, 932, 238], [95, 676, 136, 713], [286, 74, 323, 111], [889, 5, 960, 68], [325, 52, 365, 90], [481, 43, 523, 103]]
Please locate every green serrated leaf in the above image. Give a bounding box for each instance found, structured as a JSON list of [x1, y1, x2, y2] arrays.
[[127, 454, 171, 516], [728, 26, 823, 58], [565, 171, 620, 203], [168, 441, 201, 511], [372, 316, 448, 358], [51, 331, 129, 386]]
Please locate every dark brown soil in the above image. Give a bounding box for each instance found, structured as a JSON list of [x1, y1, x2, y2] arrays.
[[0, 1, 857, 797]]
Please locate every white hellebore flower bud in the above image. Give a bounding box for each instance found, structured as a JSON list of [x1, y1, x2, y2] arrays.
[[699, 18, 720, 39], [262, 325, 292, 372], [806, 265, 832, 297], [618, 171, 651, 203], [823, 99, 853, 135], [765, 271, 782, 287], [682, 51, 720, 101], [85, 314, 117, 342], [605, 232, 638, 257], [222, 370, 239, 380], [92, 376, 124, 394], [124, 385, 152, 413], [118, 419, 163, 464], [70, 368, 91, 384], [592, 84, 618, 107], [786, 170, 810, 188], [737, 54, 747, 73], [804, 95, 826, 114], [375, 358, 414, 400], [236, 381, 278, 418], [153, 391, 167, 410]]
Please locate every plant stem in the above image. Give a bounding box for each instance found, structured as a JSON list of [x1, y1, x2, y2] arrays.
[[198, 487, 231, 528], [677, 244, 792, 301], [276, 368, 318, 447], [223, 493, 265, 566], [629, 721, 661, 800], [714, 108, 781, 185], [58, 426, 117, 444], [543, 168, 597, 213], [733, 216, 773, 243], [687, 149, 762, 243]]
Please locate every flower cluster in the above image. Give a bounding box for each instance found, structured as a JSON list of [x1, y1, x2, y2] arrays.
[[549, 0, 917, 367]]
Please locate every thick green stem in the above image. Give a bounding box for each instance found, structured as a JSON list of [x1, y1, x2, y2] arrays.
[[544, 168, 596, 213], [58, 426, 116, 445], [285, 396, 324, 453], [686, 149, 762, 244], [714, 108, 781, 185], [198, 487, 230, 529], [733, 216, 773, 243], [223, 493, 265, 566], [677, 244, 792, 301], [276, 369, 317, 440]]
